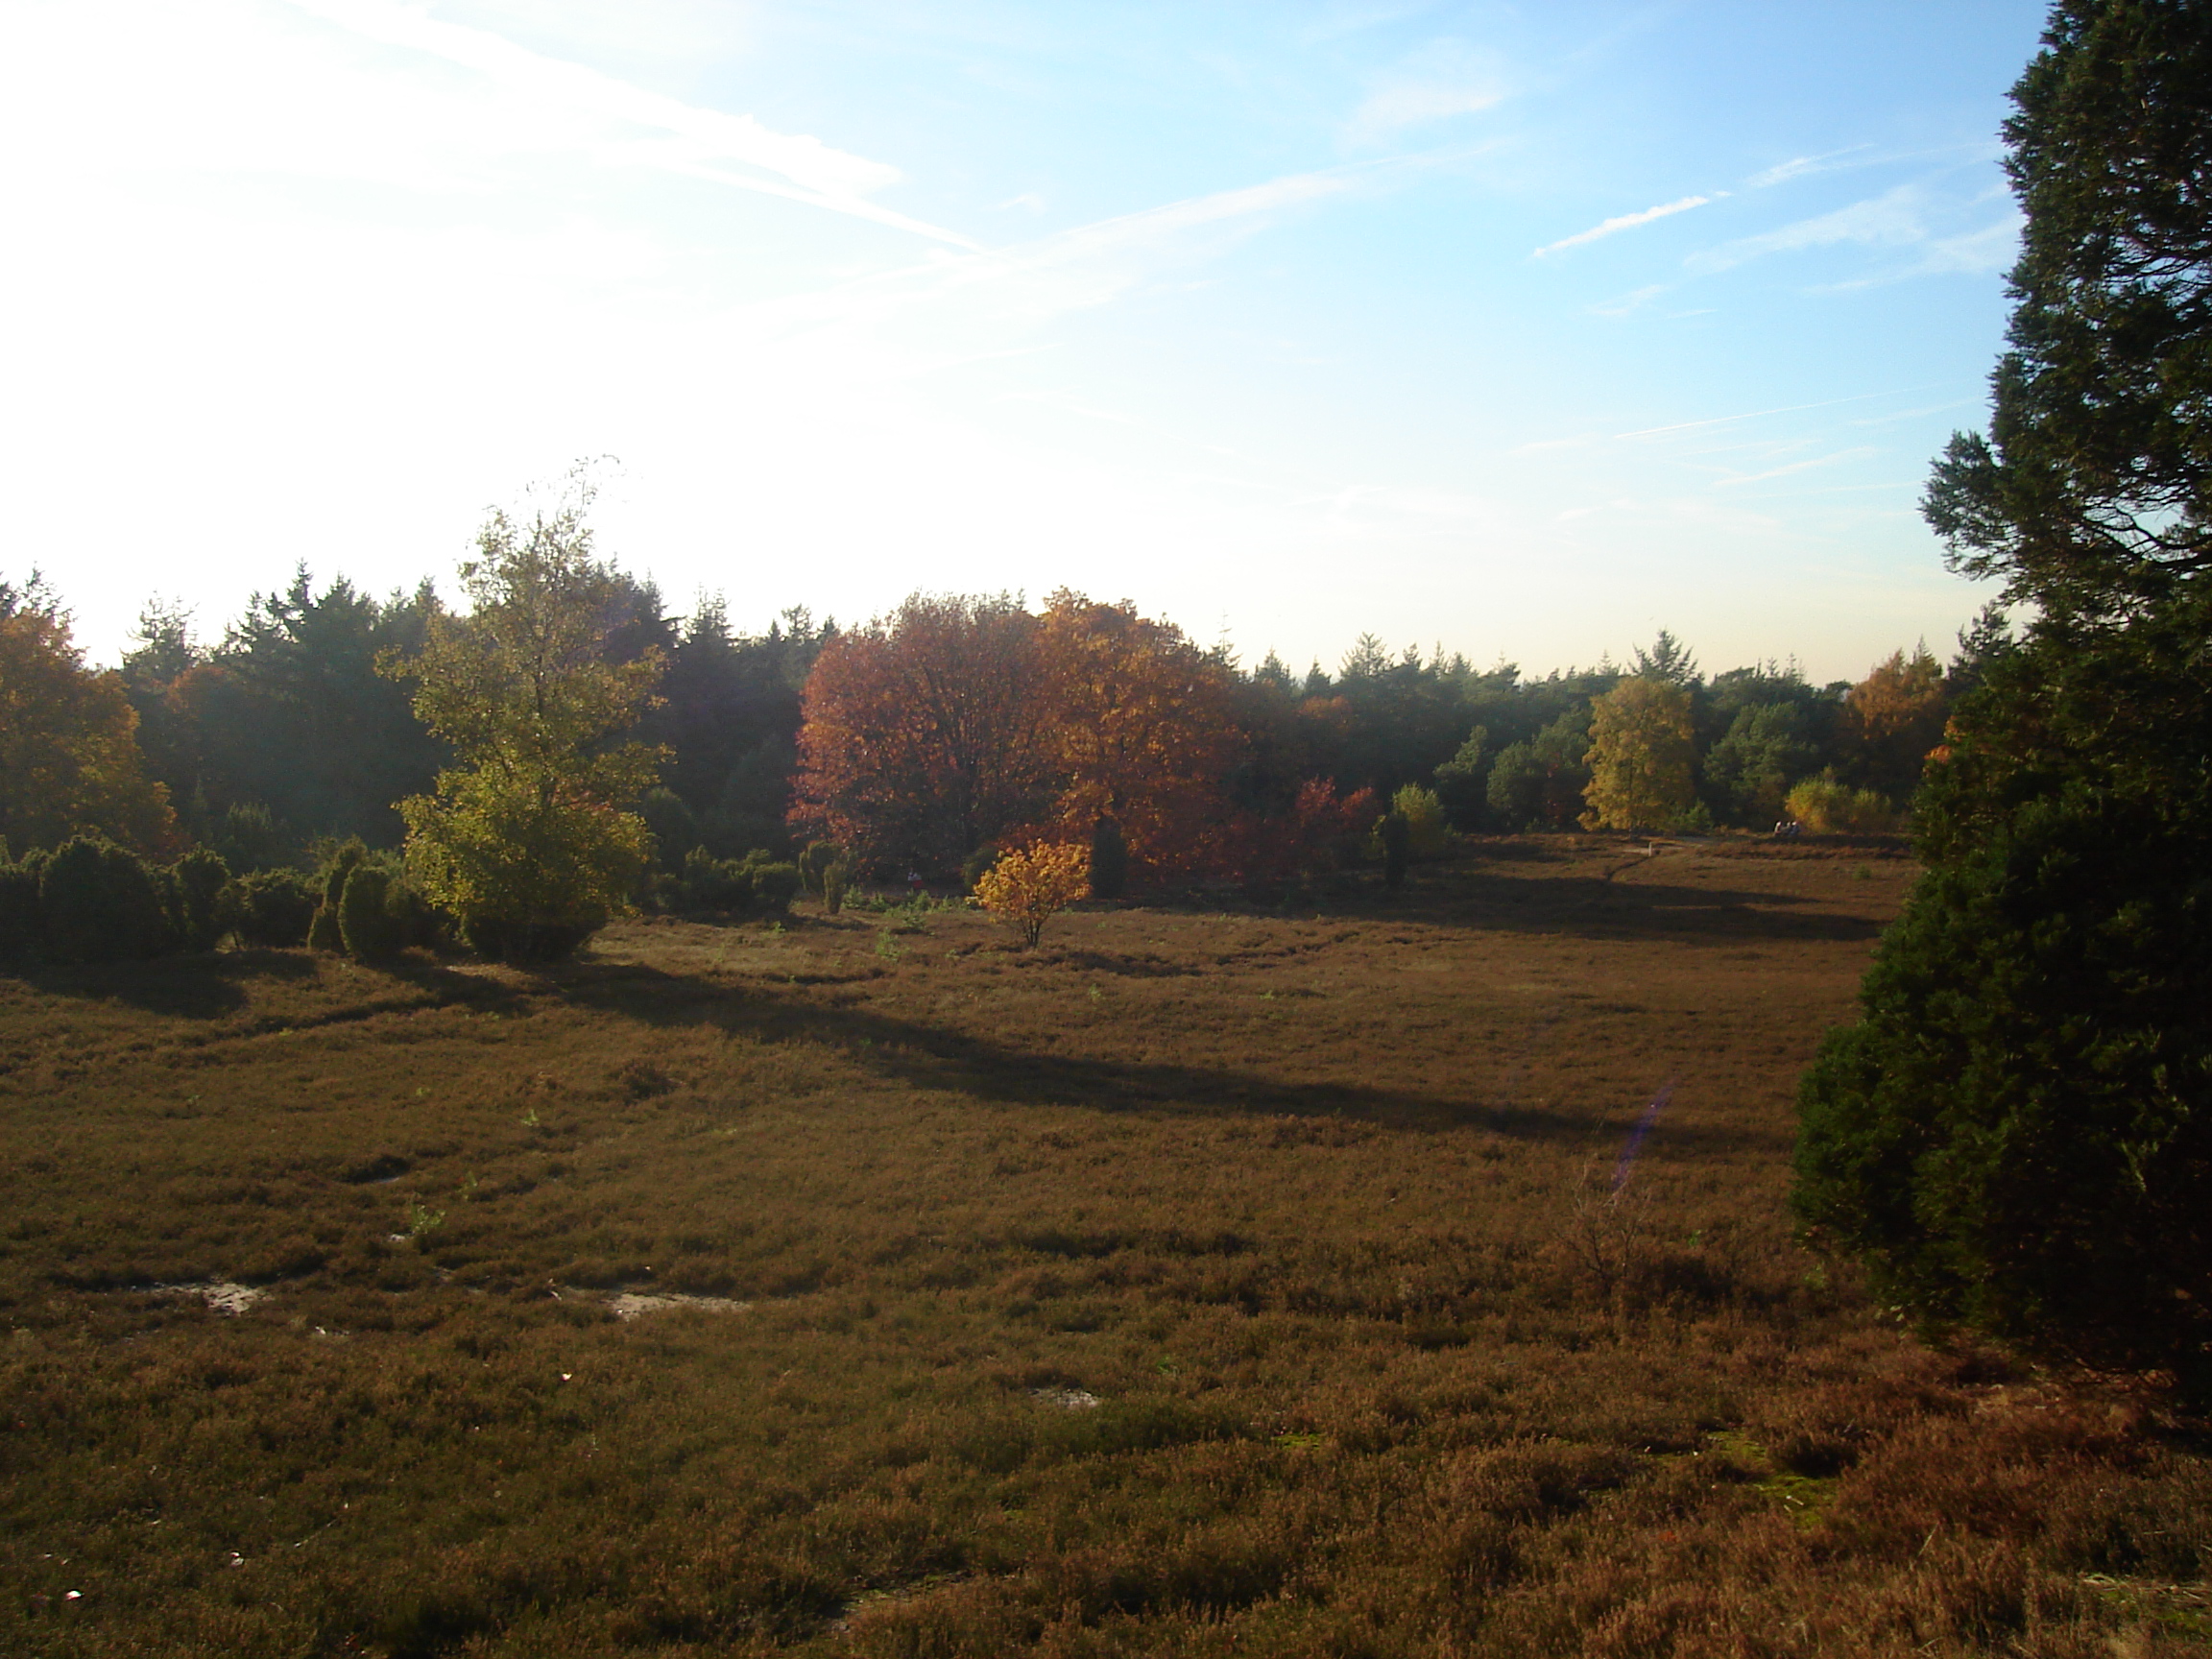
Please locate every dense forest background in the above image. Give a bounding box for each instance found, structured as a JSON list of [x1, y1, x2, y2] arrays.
[[3, 562, 2004, 880]]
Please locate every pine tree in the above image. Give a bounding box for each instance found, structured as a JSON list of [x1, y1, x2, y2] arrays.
[[1797, 0, 2212, 1390]]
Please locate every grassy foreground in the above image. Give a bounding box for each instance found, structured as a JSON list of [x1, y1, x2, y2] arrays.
[[3, 838, 2207, 1657]]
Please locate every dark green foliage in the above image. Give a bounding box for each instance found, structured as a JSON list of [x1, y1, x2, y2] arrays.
[[1431, 726, 1489, 830], [0, 849, 43, 961], [1795, 629, 2212, 1381], [639, 786, 702, 871], [221, 868, 318, 949], [337, 865, 409, 961], [38, 837, 174, 964], [309, 841, 368, 953], [1088, 817, 1128, 902], [1378, 811, 1410, 890], [1922, 0, 2212, 616], [823, 858, 850, 915], [1797, 2, 2212, 1388], [166, 846, 231, 952], [209, 800, 293, 874], [461, 915, 597, 962], [673, 848, 801, 918], [1484, 712, 1592, 830], [679, 846, 753, 913], [123, 571, 449, 848], [798, 839, 840, 897], [1704, 704, 1821, 826], [747, 857, 801, 914]]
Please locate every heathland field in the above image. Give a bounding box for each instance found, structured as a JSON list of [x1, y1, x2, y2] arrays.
[[4, 838, 2207, 1657]]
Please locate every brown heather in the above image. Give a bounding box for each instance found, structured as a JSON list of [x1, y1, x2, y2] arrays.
[[2, 838, 2206, 1657]]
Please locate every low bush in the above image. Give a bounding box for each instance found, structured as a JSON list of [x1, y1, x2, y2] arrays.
[[40, 836, 174, 964], [221, 868, 319, 949], [0, 848, 46, 961], [1377, 811, 1411, 890], [1393, 785, 1451, 859], [1786, 777, 1896, 835], [338, 865, 407, 961], [166, 846, 231, 952], [799, 840, 841, 898], [669, 848, 803, 919], [309, 841, 370, 952]]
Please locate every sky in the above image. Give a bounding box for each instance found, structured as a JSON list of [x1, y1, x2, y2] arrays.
[[0, 0, 2048, 682]]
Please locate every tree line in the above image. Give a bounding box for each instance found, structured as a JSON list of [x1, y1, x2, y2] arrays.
[[3, 548, 1991, 896]]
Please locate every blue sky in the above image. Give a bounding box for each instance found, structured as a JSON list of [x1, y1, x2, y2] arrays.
[[0, 0, 2046, 681]]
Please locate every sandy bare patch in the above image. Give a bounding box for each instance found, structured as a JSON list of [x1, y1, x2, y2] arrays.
[[158, 1282, 267, 1316], [1031, 1385, 1101, 1410], [604, 1290, 753, 1321]]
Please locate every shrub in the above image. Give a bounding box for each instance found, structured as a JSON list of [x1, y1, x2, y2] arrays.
[[798, 840, 840, 898], [222, 868, 319, 949], [461, 916, 598, 962], [673, 849, 800, 918], [1785, 777, 1895, 835], [823, 859, 850, 915], [309, 841, 369, 952], [679, 847, 755, 913], [1391, 785, 1450, 859], [639, 787, 702, 871], [1795, 780, 2212, 1386], [974, 842, 1089, 948], [0, 848, 44, 961], [1088, 818, 1128, 902], [1377, 812, 1410, 891], [211, 800, 292, 874], [338, 865, 409, 961], [39, 836, 174, 964], [166, 847, 231, 952], [743, 855, 801, 915]]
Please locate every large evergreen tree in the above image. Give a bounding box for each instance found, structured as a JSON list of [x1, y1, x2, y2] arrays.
[[1796, 0, 2212, 1387]]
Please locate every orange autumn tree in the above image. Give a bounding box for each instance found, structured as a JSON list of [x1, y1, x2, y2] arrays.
[[1840, 645, 1949, 803], [0, 575, 178, 856], [789, 590, 1244, 881], [1035, 590, 1239, 881], [788, 593, 1055, 873]]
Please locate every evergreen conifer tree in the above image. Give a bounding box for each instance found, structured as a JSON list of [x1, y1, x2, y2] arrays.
[[1796, 0, 2212, 1388]]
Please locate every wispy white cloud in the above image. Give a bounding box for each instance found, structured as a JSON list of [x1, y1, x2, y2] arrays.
[[1347, 38, 1509, 142], [1613, 389, 1911, 441], [1686, 183, 1928, 274], [1535, 194, 1720, 258], [279, 0, 982, 248], [1711, 446, 1878, 488], [1746, 144, 1875, 188], [1588, 283, 1668, 317]]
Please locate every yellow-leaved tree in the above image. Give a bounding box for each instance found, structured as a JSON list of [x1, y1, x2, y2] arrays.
[[973, 842, 1089, 948], [1580, 677, 1696, 831], [382, 484, 665, 961]]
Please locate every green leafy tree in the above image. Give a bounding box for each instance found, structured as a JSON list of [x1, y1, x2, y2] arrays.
[[1580, 678, 1696, 831], [385, 481, 666, 962], [1704, 704, 1820, 825], [1798, 0, 2212, 1390]]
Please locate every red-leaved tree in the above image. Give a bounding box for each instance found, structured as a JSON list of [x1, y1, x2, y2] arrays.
[[791, 590, 1249, 880], [787, 594, 1054, 873]]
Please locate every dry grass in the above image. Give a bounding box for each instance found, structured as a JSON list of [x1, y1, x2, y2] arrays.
[[2, 835, 2206, 1656]]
